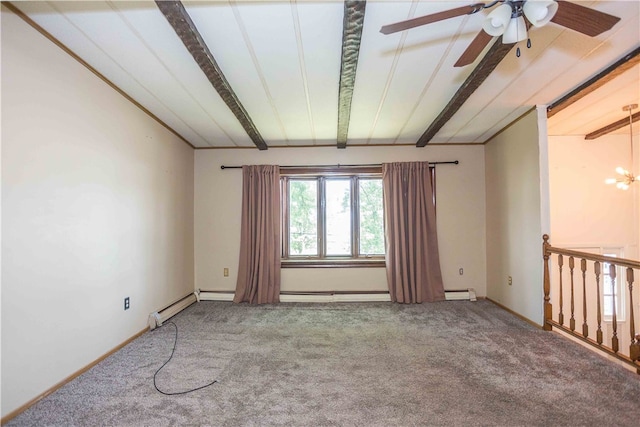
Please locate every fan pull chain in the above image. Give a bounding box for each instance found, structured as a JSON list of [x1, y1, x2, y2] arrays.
[[515, 38, 533, 58]]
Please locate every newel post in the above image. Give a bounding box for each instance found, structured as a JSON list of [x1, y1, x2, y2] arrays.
[[543, 234, 552, 331]]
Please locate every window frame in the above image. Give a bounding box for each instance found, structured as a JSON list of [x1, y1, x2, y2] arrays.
[[280, 165, 436, 268], [281, 166, 385, 268]]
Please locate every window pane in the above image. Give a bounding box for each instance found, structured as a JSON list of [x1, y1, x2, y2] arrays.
[[289, 180, 318, 255], [603, 295, 622, 321], [603, 295, 613, 317], [603, 276, 613, 295], [326, 179, 351, 255], [359, 179, 385, 255]]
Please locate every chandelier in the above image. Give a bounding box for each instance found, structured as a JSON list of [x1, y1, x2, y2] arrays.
[[605, 104, 639, 190]]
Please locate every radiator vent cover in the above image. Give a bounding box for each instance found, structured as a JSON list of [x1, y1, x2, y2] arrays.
[[148, 293, 197, 330], [197, 289, 477, 303]]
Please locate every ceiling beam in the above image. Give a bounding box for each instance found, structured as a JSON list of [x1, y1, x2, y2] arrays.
[[337, 0, 366, 149], [585, 111, 640, 140], [416, 37, 514, 147], [155, 1, 268, 150], [547, 47, 640, 118]]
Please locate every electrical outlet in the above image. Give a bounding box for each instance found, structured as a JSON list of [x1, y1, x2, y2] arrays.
[[124, 297, 130, 310], [459, 268, 464, 275], [508, 276, 513, 286], [223, 268, 229, 277]]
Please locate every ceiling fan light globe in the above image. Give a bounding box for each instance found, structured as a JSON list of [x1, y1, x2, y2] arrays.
[[502, 16, 528, 44], [523, 0, 558, 27], [605, 178, 617, 185], [482, 4, 513, 36]]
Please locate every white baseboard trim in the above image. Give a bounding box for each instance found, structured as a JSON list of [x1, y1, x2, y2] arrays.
[[197, 289, 477, 303]]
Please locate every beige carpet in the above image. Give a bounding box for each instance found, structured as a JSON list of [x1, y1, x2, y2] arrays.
[[7, 300, 640, 426]]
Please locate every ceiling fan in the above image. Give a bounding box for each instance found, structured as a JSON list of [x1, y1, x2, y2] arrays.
[[380, 0, 621, 67]]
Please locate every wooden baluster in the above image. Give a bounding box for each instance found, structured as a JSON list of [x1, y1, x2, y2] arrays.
[[594, 261, 603, 345], [558, 254, 564, 325], [610, 263, 619, 353], [581, 259, 588, 338], [627, 268, 639, 362], [569, 256, 575, 331], [543, 235, 552, 331]]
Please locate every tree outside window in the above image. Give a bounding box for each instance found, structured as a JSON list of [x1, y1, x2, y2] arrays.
[[282, 172, 385, 265]]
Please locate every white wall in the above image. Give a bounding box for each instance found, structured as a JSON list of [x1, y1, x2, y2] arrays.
[[548, 133, 639, 259], [485, 109, 549, 324], [1, 9, 194, 418], [195, 145, 486, 295]]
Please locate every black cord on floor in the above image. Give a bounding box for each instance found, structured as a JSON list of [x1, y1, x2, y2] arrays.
[[153, 321, 217, 395]]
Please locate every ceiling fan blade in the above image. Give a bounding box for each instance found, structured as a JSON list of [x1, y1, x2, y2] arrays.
[[454, 30, 493, 67], [380, 4, 484, 35], [551, 0, 620, 37]]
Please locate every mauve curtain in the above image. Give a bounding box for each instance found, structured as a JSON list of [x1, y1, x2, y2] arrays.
[[382, 162, 445, 303], [233, 165, 281, 304]]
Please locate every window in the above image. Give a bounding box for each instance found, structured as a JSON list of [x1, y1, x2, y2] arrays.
[[281, 167, 385, 267], [602, 250, 626, 322]]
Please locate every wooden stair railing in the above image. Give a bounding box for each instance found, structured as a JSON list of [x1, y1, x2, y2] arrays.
[[543, 235, 640, 373]]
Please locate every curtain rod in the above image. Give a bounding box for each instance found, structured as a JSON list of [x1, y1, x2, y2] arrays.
[[220, 161, 458, 170]]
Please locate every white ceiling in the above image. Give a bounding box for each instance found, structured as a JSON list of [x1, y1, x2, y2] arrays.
[[11, 0, 640, 148]]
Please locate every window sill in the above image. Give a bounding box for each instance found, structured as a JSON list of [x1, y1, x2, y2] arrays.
[[281, 259, 386, 268]]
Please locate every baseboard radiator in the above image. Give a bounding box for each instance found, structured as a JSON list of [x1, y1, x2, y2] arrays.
[[197, 289, 476, 303], [445, 289, 477, 301], [148, 292, 198, 330]]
